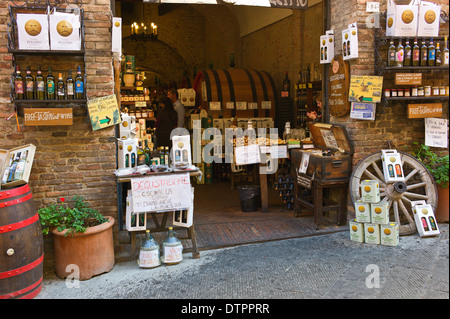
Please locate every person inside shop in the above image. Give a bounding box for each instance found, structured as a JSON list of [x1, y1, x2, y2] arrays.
[[307, 94, 322, 123], [167, 88, 185, 128], [154, 96, 178, 148]]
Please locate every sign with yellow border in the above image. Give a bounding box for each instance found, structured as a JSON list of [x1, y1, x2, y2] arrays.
[[87, 94, 121, 130]]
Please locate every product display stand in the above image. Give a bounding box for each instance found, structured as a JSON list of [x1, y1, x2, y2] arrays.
[[117, 169, 201, 260]]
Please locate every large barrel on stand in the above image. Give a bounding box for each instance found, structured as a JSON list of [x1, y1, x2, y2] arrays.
[[193, 69, 278, 120], [0, 184, 43, 299]]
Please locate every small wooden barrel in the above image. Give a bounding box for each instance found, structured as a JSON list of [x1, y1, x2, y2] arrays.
[[0, 184, 43, 299], [194, 68, 277, 119]]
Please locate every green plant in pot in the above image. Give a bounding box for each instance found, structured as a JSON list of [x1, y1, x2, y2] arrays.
[[38, 196, 115, 280], [410, 143, 449, 222]]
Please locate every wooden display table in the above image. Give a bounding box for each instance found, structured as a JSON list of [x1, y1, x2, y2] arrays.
[[117, 168, 201, 260]]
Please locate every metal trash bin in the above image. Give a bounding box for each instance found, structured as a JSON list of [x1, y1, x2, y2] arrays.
[[238, 185, 261, 212]]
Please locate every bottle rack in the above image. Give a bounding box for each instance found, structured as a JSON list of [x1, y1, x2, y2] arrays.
[[374, 19, 449, 108], [7, 4, 87, 116]]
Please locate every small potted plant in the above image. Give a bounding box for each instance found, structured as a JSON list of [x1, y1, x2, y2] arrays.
[[38, 196, 115, 280], [411, 143, 449, 222]]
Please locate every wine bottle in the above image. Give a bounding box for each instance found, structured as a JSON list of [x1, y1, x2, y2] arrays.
[[46, 66, 55, 99], [164, 146, 169, 166], [144, 139, 151, 164], [444, 36, 449, 66], [66, 70, 74, 99], [1, 154, 15, 184], [137, 141, 148, 166], [7, 152, 21, 183], [420, 40, 428, 66], [282, 71, 290, 98], [428, 39, 435, 66], [25, 66, 34, 100], [35, 66, 45, 100], [138, 230, 161, 268], [395, 39, 404, 67], [13, 150, 28, 181], [75, 66, 84, 99], [14, 65, 24, 100], [388, 39, 396, 67], [435, 42, 442, 66], [162, 227, 183, 265], [412, 39, 420, 66], [57, 73, 65, 100], [404, 39, 411, 67]]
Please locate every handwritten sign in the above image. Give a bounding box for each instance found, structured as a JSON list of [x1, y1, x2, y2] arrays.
[[425, 118, 448, 148], [349, 75, 383, 103], [235, 144, 261, 165], [395, 73, 422, 85], [24, 108, 73, 126], [130, 173, 191, 213], [408, 103, 442, 119], [87, 94, 121, 130]]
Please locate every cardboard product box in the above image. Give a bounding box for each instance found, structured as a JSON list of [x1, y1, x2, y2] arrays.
[[112, 17, 122, 54], [386, 0, 419, 37], [119, 114, 137, 139], [360, 180, 380, 203], [417, 1, 441, 37], [0, 144, 36, 189], [342, 23, 359, 60], [371, 198, 390, 225], [201, 116, 213, 129], [49, 11, 81, 51], [413, 203, 440, 237], [381, 222, 399, 247], [355, 200, 371, 223], [381, 149, 404, 183], [125, 191, 146, 231], [320, 30, 334, 64], [364, 223, 381, 245], [117, 138, 137, 169], [173, 186, 194, 228], [349, 219, 364, 243], [16, 13, 50, 50], [213, 119, 224, 134], [172, 135, 192, 166]]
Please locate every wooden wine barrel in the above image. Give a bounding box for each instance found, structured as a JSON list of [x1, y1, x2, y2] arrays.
[[193, 68, 278, 119], [0, 184, 43, 299]]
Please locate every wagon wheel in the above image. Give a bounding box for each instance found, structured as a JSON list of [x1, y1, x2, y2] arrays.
[[349, 151, 438, 236]]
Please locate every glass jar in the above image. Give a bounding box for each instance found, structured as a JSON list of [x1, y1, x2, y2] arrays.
[[411, 86, 418, 96], [384, 89, 391, 97], [440, 86, 446, 96], [397, 89, 404, 97], [391, 89, 397, 97], [418, 87, 424, 96], [432, 86, 440, 96], [424, 86, 431, 97], [404, 88, 411, 97]]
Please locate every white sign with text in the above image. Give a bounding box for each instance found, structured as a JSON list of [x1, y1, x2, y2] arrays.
[[425, 118, 448, 148]]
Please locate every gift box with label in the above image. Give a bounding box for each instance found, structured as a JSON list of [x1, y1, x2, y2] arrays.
[[349, 219, 364, 243], [381, 222, 399, 246], [360, 180, 380, 203], [355, 200, 371, 223], [381, 149, 404, 183], [119, 114, 137, 139], [117, 138, 137, 169], [371, 198, 390, 225], [364, 223, 381, 244], [416, 1, 441, 37], [320, 30, 334, 64], [386, 0, 419, 37], [172, 135, 192, 167], [342, 23, 358, 60], [125, 191, 146, 231], [412, 203, 440, 237], [49, 11, 81, 51], [16, 13, 50, 50]]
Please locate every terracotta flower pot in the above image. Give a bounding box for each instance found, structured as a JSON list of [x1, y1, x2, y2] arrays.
[[52, 216, 115, 281], [435, 183, 449, 223]]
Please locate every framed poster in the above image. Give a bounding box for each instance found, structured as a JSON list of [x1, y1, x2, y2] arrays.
[[328, 55, 350, 117], [348, 75, 383, 103]]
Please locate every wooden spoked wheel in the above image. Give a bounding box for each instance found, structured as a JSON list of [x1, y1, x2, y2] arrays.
[[349, 151, 438, 236]]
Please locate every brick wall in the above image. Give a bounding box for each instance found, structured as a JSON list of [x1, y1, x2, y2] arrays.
[[330, 0, 449, 164], [0, 0, 118, 247]]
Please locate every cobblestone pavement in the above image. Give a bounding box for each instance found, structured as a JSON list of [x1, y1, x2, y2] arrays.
[[36, 223, 448, 306]]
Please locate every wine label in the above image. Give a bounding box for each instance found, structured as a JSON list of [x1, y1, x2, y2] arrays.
[[67, 83, 74, 95], [36, 81, 45, 92], [139, 249, 160, 268], [47, 80, 55, 94], [163, 245, 183, 264], [15, 81, 24, 94], [75, 80, 83, 93]]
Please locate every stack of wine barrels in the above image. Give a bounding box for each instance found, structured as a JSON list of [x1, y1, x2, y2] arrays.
[[193, 68, 277, 119], [0, 184, 43, 299]]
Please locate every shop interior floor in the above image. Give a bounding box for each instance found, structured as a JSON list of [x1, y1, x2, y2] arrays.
[[173, 181, 350, 251]]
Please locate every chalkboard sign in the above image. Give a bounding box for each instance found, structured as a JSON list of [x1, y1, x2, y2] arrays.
[[328, 55, 350, 117]]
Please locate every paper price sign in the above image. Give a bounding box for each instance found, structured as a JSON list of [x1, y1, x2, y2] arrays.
[[130, 173, 192, 213]]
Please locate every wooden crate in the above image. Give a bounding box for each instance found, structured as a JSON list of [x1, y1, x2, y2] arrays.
[[291, 123, 353, 183], [0, 144, 36, 189]]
